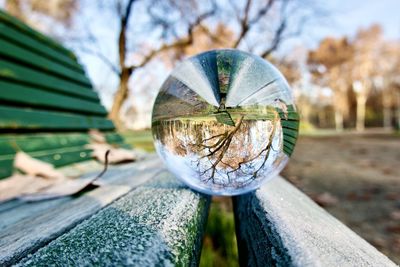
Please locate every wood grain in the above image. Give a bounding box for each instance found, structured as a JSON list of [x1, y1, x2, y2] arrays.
[[0, 156, 163, 265], [17, 169, 211, 267], [233, 176, 397, 267]]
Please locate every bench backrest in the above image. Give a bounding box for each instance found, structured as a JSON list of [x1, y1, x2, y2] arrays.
[[0, 10, 123, 179]]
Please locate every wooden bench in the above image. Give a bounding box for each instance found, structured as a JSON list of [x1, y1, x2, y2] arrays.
[[0, 11, 396, 267], [0, 10, 210, 266]]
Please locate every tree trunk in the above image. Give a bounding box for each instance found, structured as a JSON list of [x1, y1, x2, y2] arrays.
[[334, 109, 343, 132], [318, 109, 326, 128], [383, 107, 391, 129], [382, 92, 392, 129], [356, 94, 367, 131], [397, 91, 400, 130], [109, 69, 130, 129]]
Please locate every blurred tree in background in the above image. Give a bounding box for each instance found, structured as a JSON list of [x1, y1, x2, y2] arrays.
[[3, 0, 399, 130], [4, 0, 322, 129]]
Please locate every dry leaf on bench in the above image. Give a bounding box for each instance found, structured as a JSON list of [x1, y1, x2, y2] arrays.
[[86, 144, 136, 164], [311, 192, 339, 207], [89, 129, 106, 144], [0, 174, 58, 203], [19, 174, 99, 202], [14, 152, 65, 180]]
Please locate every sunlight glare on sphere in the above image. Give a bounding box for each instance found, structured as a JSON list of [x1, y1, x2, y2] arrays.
[[151, 49, 299, 196]]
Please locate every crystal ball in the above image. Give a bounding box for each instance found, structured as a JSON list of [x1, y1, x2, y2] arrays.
[[151, 49, 299, 195]]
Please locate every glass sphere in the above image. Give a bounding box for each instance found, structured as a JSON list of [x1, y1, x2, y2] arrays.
[[152, 49, 299, 196]]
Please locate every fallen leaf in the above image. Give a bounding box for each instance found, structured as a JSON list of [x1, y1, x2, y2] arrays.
[[19, 174, 99, 202], [311, 192, 339, 207], [0, 174, 58, 203], [390, 210, 400, 221], [89, 129, 106, 144], [14, 152, 65, 180], [86, 144, 136, 164]]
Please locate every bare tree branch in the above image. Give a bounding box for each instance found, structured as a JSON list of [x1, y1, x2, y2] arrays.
[[127, 7, 215, 72], [232, 0, 276, 48], [260, 18, 287, 58], [232, 0, 252, 48], [260, 0, 290, 58], [78, 45, 120, 75], [118, 0, 137, 69]]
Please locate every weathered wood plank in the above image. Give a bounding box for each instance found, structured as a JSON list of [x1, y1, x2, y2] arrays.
[[0, 60, 98, 101], [0, 38, 91, 86], [0, 156, 164, 266], [17, 170, 210, 267], [0, 80, 106, 115], [0, 105, 114, 130], [0, 22, 83, 73], [233, 176, 397, 267]]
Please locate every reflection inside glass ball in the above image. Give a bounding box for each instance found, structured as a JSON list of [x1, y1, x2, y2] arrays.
[[152, 49, 299, 195]]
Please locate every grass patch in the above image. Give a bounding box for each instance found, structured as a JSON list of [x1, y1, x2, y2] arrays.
[[121, 130, 154, 152], [200, 198, 239, 267]]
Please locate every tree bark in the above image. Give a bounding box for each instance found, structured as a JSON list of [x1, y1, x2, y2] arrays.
[[356, 94, 367, 132], [108, 0, 135, 129], [109, 69, 130, 129], [334, 109, 343, 132], [396, 91, 400, 129], [382, 91, 392, 129]]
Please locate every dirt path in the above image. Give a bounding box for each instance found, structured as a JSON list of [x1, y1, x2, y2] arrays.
[[282, 133, 400, 264]]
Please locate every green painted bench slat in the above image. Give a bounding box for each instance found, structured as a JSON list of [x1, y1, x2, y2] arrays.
[[0, 60, 98, 101], [0, 159, 13, 179], [233, 176, 397, 267], [0, 80, 107, 116], [0, 147, 93, 177], [281, 119, 299, 130], [0, 38, 91, 86], [17, 170, 210, 267], [278, 111, 300, 120], [0, 11, 120, 180], [215, 111, 235, 126], [0, 11, 82, 70], [0, 132, 123, 155], [282, 134, 297, 146], [0, 105, 114, 130], [0, 132, 125, 178], [282, 127, 298, 139], [0, 23, 83, 73], [0, 133, 90, 155]]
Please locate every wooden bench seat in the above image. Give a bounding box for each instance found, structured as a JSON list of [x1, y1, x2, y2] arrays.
[[16, 168, 210, 266], [0, 10, 211, 267], [0, 157, 210, 266]]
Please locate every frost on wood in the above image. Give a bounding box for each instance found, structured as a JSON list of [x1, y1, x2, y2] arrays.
[[18, 171, 211, 266], [234, 176, 397, 267]]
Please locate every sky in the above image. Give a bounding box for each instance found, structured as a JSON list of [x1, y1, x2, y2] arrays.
[[322, 0, 398, 39], [282, 0, 399, 52]]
